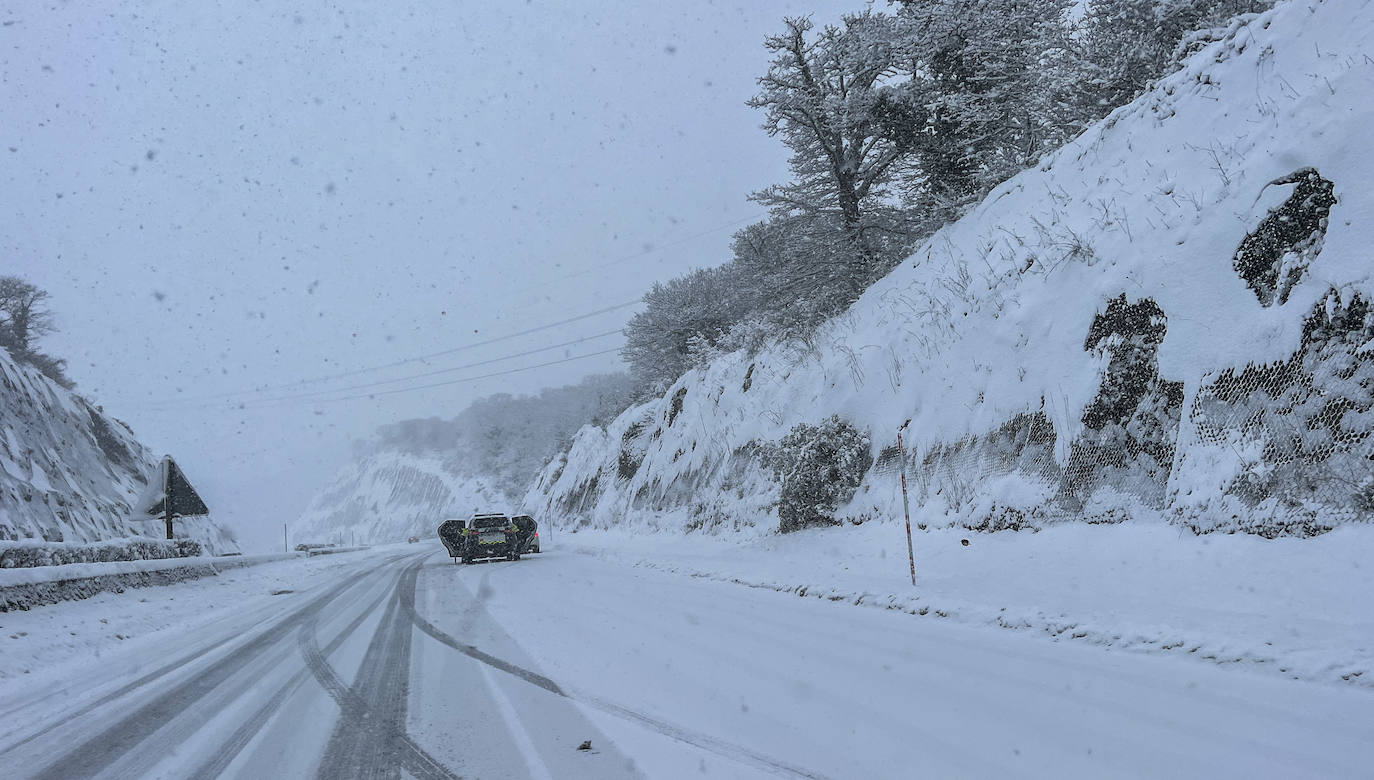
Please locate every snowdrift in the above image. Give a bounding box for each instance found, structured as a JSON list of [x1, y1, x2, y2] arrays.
[[294, 451, 510, 545], [0, 349, 237, 553], [529, 0, 1374, 536]]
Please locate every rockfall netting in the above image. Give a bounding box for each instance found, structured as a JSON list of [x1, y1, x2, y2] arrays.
[[876, 170, 1369, 537]]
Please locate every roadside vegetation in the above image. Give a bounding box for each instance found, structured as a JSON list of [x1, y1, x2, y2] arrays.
[[0, 275, 74, 389], [623, 0, 1270, 393]]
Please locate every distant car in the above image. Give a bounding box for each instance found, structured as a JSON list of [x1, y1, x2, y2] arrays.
[[407, 535, 419, 544], [294, 542, 335, 552], [511, 514, 540, 554]]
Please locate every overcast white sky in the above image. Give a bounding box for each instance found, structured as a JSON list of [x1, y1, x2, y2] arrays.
[[3, 1, 861, 551]]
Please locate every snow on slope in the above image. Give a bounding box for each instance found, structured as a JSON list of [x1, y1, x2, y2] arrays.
[[0, 349, 236, 553], [530, 0, 1374, 535], [294, 451, 509, 545]]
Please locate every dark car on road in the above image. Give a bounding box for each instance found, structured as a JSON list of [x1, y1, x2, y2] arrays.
[[511, 513, 540, 554], [461, 513, 522, 563]]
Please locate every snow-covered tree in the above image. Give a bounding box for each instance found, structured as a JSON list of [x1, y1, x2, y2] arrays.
[[889, 0, 1079, 203], [1078, 0, 1270, 116], [621, 267, 751, 393], [620, 0, 1275, 398], [769, 416, 873, 532], [0, 275, 73, 388], [748, 13, 923, 295]]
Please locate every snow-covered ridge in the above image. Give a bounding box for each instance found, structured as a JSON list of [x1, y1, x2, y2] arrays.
[[0, 349, 236, 553], [293, 451, 510, 545], [530, 1, 1374, 535]]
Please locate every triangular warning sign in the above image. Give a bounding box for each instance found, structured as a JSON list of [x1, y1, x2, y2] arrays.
[[142, 456, 210, 519]]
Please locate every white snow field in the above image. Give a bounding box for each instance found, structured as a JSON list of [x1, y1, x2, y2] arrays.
[[550, 522, 1374, 689], [0, 543, 1370, 779]]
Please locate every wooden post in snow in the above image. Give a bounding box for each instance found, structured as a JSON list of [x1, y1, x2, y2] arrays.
[[899, 420, 916, 587]]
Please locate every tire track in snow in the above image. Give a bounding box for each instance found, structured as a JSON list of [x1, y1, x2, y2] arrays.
[[185, 576, 394, 780], [0, 557, 386, 755], [403, 562, 832, 780], [302, 560, 458, 780], [22, 556, 408, 780]]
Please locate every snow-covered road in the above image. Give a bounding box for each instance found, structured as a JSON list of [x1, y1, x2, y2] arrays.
[[1, 545, 1371, 779]]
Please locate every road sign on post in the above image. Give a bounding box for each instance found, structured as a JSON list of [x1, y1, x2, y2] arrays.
[[141, 455, 210, 539], [898, 420, 916, 587]]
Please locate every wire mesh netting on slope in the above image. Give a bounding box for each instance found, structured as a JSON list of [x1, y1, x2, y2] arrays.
[[876, 170, 1370, 537]]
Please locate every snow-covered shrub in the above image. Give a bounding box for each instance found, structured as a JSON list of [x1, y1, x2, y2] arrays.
[[0, 537, 203, 568], [622, 267, 753, 393], [769, 416, 873, 533], [964, 502, 1039, 533]]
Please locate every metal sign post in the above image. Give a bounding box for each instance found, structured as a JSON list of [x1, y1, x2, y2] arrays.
[[164, 458, 175, 540], [149, 455, 209, 541], [899, 420, 916, 587]]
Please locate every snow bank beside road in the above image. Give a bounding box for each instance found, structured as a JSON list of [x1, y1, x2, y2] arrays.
[[555, 521, 1374, 688], [0, 551, 300, 611]]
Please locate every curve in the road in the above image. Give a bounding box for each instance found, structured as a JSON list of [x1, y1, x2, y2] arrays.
[[403, 560, 833, 780]]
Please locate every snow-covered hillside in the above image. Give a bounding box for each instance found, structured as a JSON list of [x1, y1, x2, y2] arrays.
[[530, 0, 1374, 536], [294, 452, 509, 545], [0, 349, 236, 553]]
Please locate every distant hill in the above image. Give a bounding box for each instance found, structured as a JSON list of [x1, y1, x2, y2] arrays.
[[294, 373, 633, 545], [293, 452, 509, 546]]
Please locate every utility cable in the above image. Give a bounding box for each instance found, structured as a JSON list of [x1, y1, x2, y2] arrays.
[[122, 299, 642, 407], [142, 328, 624, 408], [220, 346, 625, 410]]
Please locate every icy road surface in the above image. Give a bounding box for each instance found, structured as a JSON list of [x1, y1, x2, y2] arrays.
[[1, 546, 1371, 779]]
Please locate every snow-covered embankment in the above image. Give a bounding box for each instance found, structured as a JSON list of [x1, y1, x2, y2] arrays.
[[0, 349, 236, 552], [531, 0, 1374, 539]]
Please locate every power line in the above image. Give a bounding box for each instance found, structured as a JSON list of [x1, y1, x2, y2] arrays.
[[143, 328, 624, 409], [217, 346, 626, 411], [123, 298, 642, 407]]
